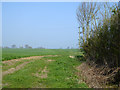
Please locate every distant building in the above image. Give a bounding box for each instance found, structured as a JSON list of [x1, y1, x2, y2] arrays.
[[4, 46, 9, 48], [19, 46, 24, 48], [11, 44, 17, 48], [37, 47, 45, 49], [67, 46, 70, 49]]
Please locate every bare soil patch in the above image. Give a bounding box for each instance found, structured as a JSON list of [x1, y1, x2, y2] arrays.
[[33, 66, 48, 79], [44, 55, 58, 57], [40, 66, 48, 78], [47, 59, 55, 62], [69, 56, 75, 58], [2, 83, 9, 87]]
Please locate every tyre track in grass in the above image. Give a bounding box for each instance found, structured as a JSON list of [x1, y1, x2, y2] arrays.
[[2, 60, 32, 76], [3, 55, 89, 88], [2, 56, 44, 65], [33, 66, 48, 79], [2, 55, 58, 77], [32, 59, 56, 88], [2, 55, 58, 65], [33, 59, 55, 79]]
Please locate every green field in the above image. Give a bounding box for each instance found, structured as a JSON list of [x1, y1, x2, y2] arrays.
[[2, 48, 82, 61], [2, 49, 88, 88]]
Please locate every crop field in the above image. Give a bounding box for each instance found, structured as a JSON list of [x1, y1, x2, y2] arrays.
[[2, 49, 88, 88], [2, 48, 82, 61]]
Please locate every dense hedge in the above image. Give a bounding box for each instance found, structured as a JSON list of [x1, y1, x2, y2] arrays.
[[83, 7, 120, 68]]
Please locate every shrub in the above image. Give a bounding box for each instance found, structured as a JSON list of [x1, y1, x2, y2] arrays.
[[82, 6, 120, 68]]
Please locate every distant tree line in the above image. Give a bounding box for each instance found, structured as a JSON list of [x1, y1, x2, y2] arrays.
[[3, 44, 45, 49], [3, 45, 76, 49]]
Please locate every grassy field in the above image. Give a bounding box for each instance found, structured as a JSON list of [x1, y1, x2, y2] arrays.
[[2, 49, 88, 88], [2, 48, 82, 61]]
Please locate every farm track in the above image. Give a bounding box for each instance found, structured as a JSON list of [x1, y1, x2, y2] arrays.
[[2, 61, 32, 76], [2, 55, 58, 64], [2, 55, 58, 77], [2, 54, 89, 88]]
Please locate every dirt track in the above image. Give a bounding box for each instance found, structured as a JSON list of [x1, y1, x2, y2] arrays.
[[2, 61, 32, 76], [2, 55, 58, 77]]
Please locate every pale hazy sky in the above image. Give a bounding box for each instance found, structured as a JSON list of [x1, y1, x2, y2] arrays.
[[2, 2, 80, 49], [2, 2, 116, 49]]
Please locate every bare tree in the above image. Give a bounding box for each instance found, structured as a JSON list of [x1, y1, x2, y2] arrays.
[[76, 2, 100, 46]]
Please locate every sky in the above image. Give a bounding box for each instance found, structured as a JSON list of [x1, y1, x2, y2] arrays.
[[2, 2, 117, 49], [2, 2, 80, 49]]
